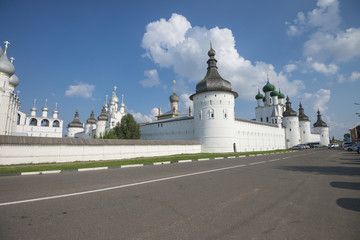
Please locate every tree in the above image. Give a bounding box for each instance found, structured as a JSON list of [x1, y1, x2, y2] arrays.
[[344, 133, 350, 141], [116, 114, 140, 139], [100, 130, 118, 139]]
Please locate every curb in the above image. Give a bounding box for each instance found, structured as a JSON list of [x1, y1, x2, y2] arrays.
[[2, 151, 299, 176]]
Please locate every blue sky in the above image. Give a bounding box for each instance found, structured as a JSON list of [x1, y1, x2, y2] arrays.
[[1, 0, 359, 139]]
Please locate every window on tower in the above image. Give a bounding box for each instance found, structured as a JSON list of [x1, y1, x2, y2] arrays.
[[29, 118, 37, 126]]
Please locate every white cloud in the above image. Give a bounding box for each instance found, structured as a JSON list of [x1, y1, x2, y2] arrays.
[[337, 74, 345, 83], [65, 82, 95, 99], [284, 64, 298, 73], [311, 62, 338, 75], [350, 71, 360, 82], [303, 88, 331, 113], [130, 108, 158, 123], [142, 13, 304, 101], [286, 0, 340, 36], [140, 69, 160, 87], [180, 93, 193, 111], [303, 28, 360, 63]]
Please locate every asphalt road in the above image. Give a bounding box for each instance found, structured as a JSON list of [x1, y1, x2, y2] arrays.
[[0, 149, 359, 239]]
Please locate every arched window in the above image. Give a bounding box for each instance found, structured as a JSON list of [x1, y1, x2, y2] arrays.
[[223, 109, 228, 119], [29, 118, 37, 126], [17, 114, 21, 125], [260, 117, 263, 122], [209, 109, 215, 119], [53, 120, 60, 127], [266, 117, 269, 122], [41, 119, 49, 127]]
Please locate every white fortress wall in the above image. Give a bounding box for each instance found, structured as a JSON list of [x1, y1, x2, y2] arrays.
[[234, 119, 286, 152], [0, 136, 201, 165], [141, 118, 194, 141]]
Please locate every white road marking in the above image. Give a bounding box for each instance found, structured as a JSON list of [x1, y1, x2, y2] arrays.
[[41, 170, 61, 174], [227, 156, 236, 159], [21, 172, 41, 176], [78, 167, 109, 172], [0, 164, 249, 206], [249, 161, 266, 165], [178, 160, 192, 163], [214, 157, 224, 160], [268, 158, 281, 162], [198, 158, 210, 161], [121, 164, 144, 168]]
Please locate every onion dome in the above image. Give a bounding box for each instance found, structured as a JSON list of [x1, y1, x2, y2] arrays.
[[170, 92, 179, 102], [110, 92, 119, 105], [283, 96, 297, 117], [190, 44, 238, 100], [0, 52, 15, 77], [262, 80, 275, 93], [313, 110, 327, 127], [97, 105, 108, 121], [86, 110, 97, 124], [278, 89, 285, 99], [255, 89, 264, 100], [270, 90, 279, 97], [68, 110, 83, 128], [9, 74, 19, 87], [298, 103, 309, 121], [42, 99, 49, 112]]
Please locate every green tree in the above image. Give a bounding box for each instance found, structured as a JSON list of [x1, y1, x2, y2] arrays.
[[117, 114, 140, 139], [343, 133, 350, 141], [100, 130, 118, 139]]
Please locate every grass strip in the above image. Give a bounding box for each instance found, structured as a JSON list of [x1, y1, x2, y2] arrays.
[[0, 149, 293, 174]]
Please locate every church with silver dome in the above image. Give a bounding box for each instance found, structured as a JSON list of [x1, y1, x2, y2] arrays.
[[66, 86, 127, 138], [0, 41, 63, 137], [141, 45, 330, 152]]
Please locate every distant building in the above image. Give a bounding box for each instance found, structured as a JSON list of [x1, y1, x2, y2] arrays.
[[141, 45, 330, 152], [349, 123, 360, 142], [67, 87, 126, 138], [0, 41, 63, 137]]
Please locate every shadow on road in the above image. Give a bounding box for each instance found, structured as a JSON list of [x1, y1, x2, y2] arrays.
[[336, 198, 360, 212], [277, 166, 360, 176], [330, 181, 360, 190]]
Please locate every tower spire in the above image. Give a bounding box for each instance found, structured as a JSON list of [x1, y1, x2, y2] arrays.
[[3, 41, 10, 54]]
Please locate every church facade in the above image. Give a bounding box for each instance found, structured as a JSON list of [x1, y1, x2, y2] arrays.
[[140, 46, 330, 153], [0, 41, 63, 138], [67, 87, 127, 138]]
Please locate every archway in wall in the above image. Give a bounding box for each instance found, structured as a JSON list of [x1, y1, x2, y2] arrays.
[[41, 119, 49, 127], [29, 118, 37, 126]]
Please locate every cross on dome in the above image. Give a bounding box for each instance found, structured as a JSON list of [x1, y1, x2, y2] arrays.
[[4, 41, 10, 54], [33, 98, 37, 107], [122, 94, 124, 103], [173, 80, 176, 93], [114, 86, 117, 92], [10, 57, 15, 63]]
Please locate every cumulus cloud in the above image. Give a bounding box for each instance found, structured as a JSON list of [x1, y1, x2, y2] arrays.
[[303, 28, 360, 63], [140, 69, 160, 87], [311, 62, 338, 75], [130, 108, 158, 123], [142, 13, 304, 101], [286, 0, 340, 36], [350, 71, 360, 82], [284, 64, 298, 73], [303, 89, 331, 112], [65, 82, 95, 99]]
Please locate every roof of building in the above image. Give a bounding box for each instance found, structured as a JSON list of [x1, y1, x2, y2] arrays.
[[0, 52, 15, 77], [298, 103, 309, 121], [313, 110, 328, 127], [263, 80, 275, 93], [283, 96, 298, 117], [190, 45, 238, 100], [86, 110, 97, 124], [255, 89, 264, 100], [98, 105, 108, 121], [68, 110, 83, 128]]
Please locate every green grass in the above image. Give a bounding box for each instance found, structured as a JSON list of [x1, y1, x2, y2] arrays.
[[0, 149, 292, 174]]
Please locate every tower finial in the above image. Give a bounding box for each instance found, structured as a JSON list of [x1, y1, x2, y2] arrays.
[[10, 57, 15, 63], [105, 94, 108, 105], [173, 80, 176, 93], [55, 102, 58, 110], [122, 94, 124, 104], [33, 98, 37, 107], [4, 41, 10, 54], [266, 68, 269, 82], [45, 98, 48, 107], [210, 40, 213, 50]]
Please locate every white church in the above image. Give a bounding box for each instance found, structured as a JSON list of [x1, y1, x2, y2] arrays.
[[67, 87, 127, 138], [140, 45, 330, 152], [0, 41, 63, 138]]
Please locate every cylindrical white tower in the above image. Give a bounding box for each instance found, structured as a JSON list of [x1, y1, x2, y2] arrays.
[[298, 103, 311, 144], [189, 45, 238, 153], [96, 106, 108, 138], [313, 110, 330, 146], [85, 110, 97, 138], [282, 97, 300, 148], [67, 110, 84, 137]]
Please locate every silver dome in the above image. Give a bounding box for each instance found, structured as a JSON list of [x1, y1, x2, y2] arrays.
[[0, 53, 15, 77]]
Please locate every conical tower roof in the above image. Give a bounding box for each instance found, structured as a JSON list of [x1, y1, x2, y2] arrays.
[[298, 103, 309, 121], [86, 110, 97, 124], [98, 105, 108, 121], [283, 96, 297, 117], [68, 110, 83, 128], [313, 110, 327, 127], [190, 44, 238, 100]]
